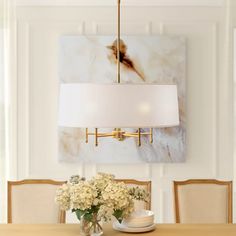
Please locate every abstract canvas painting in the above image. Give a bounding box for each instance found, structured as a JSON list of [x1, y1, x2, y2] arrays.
[[58, 35, 186, 163]]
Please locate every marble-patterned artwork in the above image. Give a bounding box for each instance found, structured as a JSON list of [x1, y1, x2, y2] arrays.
[[58, 35, 186, 163]]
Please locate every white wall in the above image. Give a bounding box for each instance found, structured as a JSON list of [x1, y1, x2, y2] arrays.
[[5, 0, 235, 223]]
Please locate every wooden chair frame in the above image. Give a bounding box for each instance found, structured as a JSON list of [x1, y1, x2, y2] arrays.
[[116, 179, 152, 210], [173, 179, 233, 223], [8, 179, 66, 223]]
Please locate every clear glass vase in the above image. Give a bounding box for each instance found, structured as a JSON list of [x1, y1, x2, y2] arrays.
[[80, 214, 103, 236]]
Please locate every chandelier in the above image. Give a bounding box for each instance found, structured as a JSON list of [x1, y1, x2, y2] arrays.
[[58, 0, 179, 146]]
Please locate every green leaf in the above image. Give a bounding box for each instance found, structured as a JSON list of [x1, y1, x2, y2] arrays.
[[113, 210, 123, 224], [83, 213, 93, 222], [75, 209, 86, 220], [90, 205, 99, 213]]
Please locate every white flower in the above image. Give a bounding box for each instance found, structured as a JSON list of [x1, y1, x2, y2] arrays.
[[101, 182, 134, 212], [55, 183, 71, 211], [70, 182, 98, 210], [55, 173, 148, 223], [90, 172, 115, 191], [98, 205, 114, 222]]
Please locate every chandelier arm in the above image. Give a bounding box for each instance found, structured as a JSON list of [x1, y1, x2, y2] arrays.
[[97, 134, 115, 137], [124, 132, 152, 136], [123, 133, 139, 137]]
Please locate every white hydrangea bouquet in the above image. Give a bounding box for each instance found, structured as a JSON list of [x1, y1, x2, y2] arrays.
[[55, 173, 149, 236]]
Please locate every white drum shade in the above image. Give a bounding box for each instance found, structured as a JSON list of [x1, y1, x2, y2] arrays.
[[58, 83, 179, 128]]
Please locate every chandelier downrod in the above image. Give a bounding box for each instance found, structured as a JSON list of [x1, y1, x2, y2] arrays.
[[117, 0, 121, 84]]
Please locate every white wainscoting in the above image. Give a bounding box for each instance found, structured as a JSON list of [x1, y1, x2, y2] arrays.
[[6, 1, 235, 223]]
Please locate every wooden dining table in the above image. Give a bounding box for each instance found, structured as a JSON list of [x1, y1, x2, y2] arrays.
[[0, 224, 236, 236]]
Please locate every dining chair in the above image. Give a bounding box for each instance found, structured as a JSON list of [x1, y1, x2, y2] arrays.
[[8, 179, 66, 223], [173, 179, 232, 223], [116, 179, 151, 210]]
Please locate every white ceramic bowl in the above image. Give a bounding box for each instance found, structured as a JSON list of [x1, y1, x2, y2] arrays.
[[122, 210, 154, 228]]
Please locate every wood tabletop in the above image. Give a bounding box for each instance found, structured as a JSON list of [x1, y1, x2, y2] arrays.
[[0, 224, 236, 236]]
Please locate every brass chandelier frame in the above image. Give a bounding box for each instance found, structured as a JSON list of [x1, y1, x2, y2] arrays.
[[85, 0, 153, 146]]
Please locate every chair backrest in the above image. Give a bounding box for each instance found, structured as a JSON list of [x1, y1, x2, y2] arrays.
[[174, 179, 232, 223], [8, 179, 66, 224], [116, 179, 151, 210]]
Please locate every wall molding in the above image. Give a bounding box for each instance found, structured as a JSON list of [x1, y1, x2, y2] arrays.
[[18, 21, 30, 178], [211, 22, 218, 178], [14, 0, 225, 7], [19, 20, 85, 179], [6, 16, 18, 180], [92, 21, 152, 35]]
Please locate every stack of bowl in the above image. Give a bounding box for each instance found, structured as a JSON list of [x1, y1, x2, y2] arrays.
[[113, 209, 156, 233], [122, 210, 154, 228]]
